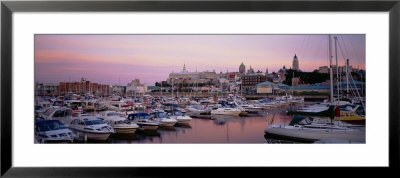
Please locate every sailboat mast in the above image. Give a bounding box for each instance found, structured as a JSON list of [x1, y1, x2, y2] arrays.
[[329, 35, 334, 104], [346, 59, 349, 98], [334, 36, 340, 101]]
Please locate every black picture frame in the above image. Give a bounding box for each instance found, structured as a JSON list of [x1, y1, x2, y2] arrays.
[[1, 0, 399, 177]]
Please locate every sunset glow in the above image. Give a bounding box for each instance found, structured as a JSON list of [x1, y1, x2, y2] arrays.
[[35, 34, 365, 85]]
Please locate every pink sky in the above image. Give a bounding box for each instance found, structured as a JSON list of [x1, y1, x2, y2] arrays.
[[34, 34, 365, 85]]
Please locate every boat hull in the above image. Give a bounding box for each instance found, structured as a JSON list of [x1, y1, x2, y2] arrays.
[[176, 119, 191, 124], [264, 126, 365, 143], [211, 110, 242, 116], [114, 128, 138, 134], [159, 122, 177, 127], [78, 132, 111, 141], [138, 124, 158, 130]]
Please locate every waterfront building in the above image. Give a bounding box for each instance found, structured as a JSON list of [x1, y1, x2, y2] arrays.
[[318, 65, 355, 74], [256, 81, 276, 94], [241, 73, 267, 94], [147, 86, 161, 92], [167, 63, 244, 86], [35, 82, 59, 96], [292, 54, 299, 71], [288, 85, 331, 93], [111, 85, 125, 95], [59, 78, 110, 96], [126, 79, 147, 96]]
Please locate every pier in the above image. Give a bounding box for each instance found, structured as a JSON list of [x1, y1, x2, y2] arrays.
[[142, 92, 329, 101]]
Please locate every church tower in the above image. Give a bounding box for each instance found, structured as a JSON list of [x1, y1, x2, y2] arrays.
[[292, 54, 299, 71], [239, 62, 246, 73]]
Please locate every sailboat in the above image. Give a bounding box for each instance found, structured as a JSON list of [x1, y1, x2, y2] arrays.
[[264, 35, 366, 143]]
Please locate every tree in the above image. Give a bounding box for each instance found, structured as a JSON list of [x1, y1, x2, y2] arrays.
[[284, 69, 329, 86]]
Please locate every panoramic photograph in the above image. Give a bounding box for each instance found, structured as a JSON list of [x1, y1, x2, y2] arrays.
[[34, 34, 366, 144]]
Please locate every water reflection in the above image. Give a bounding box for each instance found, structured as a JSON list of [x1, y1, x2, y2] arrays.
[[83, 103, 313, 143]]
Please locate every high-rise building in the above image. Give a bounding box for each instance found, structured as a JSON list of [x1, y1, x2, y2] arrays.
[[239, 62, 246, 73], [292, 54, 299, 71]]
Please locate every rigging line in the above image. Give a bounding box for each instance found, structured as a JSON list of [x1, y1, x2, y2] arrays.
[[298, 35, 308, 56], [301, 35, 311, 57], [326, 35, 329, 67], [311, 36, 325, 62], [349, 74, 365, 109], [346, 35, 362, 63], [337, 39, 348, 64], [339, 35, 350, 59]]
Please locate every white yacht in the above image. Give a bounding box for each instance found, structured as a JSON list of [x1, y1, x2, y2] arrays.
[[210, 107, 242, 116], [36, 99, 52, 110], [234, 100, 263, 113], [185, 104, 211, 117], [35, 120, 76, 143], [150, 111, 178, 127], [264, 116, 365, 143], [169, 110, 192, 124], [41, 107, 73, 127], [127, 113, 159, 130], [98, 111, 139, 134], [69, 116, 115, 141]]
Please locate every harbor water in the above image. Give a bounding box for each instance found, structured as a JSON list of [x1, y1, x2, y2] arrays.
[[78, 104, 303, 144]]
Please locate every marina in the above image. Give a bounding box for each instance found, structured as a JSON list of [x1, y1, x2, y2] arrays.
[[34, 94, 365, 144], [34, 34, 366, 144]]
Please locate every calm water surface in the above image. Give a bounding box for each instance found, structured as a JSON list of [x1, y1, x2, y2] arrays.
[[101, 104, 303, 144]]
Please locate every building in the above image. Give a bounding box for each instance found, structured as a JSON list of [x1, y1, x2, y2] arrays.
[[256, 81, 276, 94], [111, 85, 125, 95], [239, 62, 246, 73], [247, 65, 255, 74], [292, 54, 299, 71], [292, 77, 301, 86], [287, 85, 331, 93], [59, 78, 110, 96], [167, 63, 244, 86], [35, 82, 59, 96], [318, 65, 355, 74], [241, 73, 267, 94], [126, 79, 147, 96], [147, 86, 161, 92], [318, 66, 329, 73]]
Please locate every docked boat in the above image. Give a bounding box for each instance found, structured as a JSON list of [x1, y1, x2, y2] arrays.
[[150, 111, 178, 127], [256, 98, 279, 109], [185, 104, 211, 117], [98, 111, 139, 134], [35, 120, 76, 143], [268, 35, 366, 143], [234, 100, 263, 113], [40, 107, 73, 127], [210, 107, 242, 116], [334, 105, 365, 125], [169, 110, 192, 124], [127, 113, 159, 130], [264, 115, 365, 143], [69, 115, 115, 140], [36, 99, 52, 111]]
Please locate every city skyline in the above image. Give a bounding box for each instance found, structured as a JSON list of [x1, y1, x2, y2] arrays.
[[35, 34, 365, 85]]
